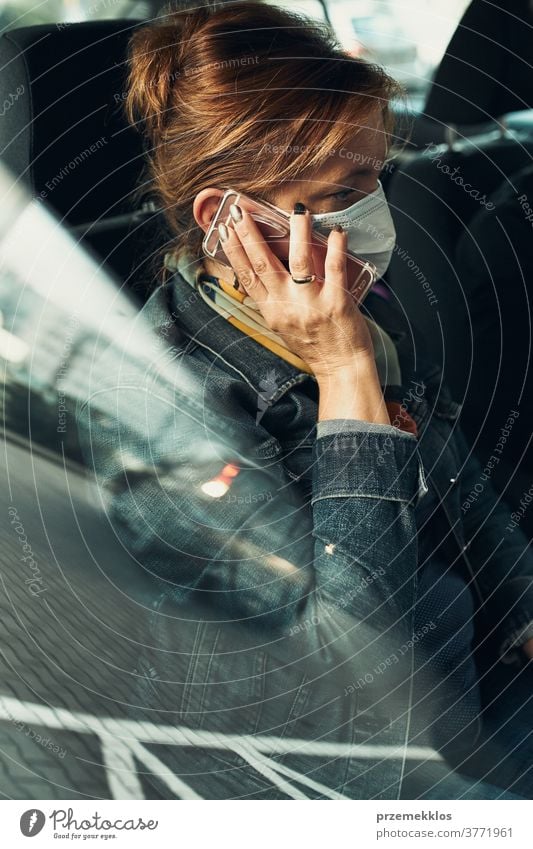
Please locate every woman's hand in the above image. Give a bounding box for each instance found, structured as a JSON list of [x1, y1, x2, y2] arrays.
[[218, 201, 375, 381], [217, 201, 391, 426]]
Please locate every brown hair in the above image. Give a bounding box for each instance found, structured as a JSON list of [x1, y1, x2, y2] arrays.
[[125, 1, 401, 287]]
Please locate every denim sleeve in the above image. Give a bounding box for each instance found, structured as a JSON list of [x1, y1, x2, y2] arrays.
[[316, 419, 412, 438], [316, 418, 428, 509], [455, 426, 533, 663], [311, 425, 426, 631], [77, 376, 424, 641]]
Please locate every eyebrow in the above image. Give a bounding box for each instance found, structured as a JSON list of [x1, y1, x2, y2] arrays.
[[309, 164, 381, 197]]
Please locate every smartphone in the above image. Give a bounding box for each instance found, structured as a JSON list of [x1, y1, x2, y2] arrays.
[[202, 188, 376, 305]]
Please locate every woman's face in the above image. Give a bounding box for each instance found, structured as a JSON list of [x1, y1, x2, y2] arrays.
[[197, 109, 389, 291]]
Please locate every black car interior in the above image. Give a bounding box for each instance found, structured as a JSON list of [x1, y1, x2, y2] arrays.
[[0, 19, 163, 299]]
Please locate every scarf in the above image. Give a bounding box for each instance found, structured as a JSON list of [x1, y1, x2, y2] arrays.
[[166, 250, 403, 386]]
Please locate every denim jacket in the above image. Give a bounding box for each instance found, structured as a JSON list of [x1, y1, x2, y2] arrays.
[[76, 271, 533, 799]]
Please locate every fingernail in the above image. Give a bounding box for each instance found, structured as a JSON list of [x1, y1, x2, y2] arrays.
[[332, 224, 344, 233], [218, 222, 229, 242], [293, 202, 306, 215], [229, 203, 243, 223]]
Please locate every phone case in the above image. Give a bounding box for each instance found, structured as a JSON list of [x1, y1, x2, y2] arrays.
[[202, 189, 376, 305]]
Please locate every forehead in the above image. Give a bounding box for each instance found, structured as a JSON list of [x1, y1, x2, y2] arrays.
[[309, 109, 387, 181]]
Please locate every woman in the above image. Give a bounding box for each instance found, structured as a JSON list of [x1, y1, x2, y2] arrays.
[[78, 2, 533, 800]]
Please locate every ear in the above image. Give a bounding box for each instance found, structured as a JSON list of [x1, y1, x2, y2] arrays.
[[192, 188, 226, 233]]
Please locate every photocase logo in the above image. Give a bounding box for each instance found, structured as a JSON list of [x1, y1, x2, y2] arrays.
[[20, 809, 45, 837]]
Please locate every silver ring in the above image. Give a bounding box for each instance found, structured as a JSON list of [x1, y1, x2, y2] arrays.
[[291, 274, 316, 284]]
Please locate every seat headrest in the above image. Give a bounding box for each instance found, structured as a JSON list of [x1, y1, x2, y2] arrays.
[[0, 20, 146, 226]]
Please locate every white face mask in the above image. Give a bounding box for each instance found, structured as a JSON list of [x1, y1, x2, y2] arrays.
[[311, 180, 396, 280]]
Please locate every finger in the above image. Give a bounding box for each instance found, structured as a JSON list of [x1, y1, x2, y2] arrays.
[[288, 202, 317, 283], [323, 225, 349, 297], [218, 221, 268, 301], [229, 203, 287, 294]]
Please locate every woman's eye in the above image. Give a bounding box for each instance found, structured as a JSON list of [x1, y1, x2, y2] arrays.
[[331, 188, 355, 201]]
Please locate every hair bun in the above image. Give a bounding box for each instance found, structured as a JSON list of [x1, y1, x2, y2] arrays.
[[125, 7, 210, 138]]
